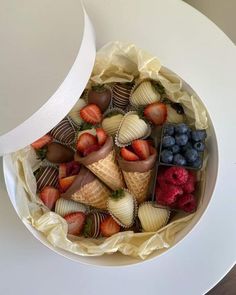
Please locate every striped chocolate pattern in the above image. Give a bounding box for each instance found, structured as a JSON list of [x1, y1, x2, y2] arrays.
[[112, 83, 133, 110], [85, 212, 108, 238], [36, 166, 59, 192], [50, 117, 76, 145]]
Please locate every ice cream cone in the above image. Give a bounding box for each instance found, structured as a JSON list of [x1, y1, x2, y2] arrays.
[[118, 149, 157, 204], [61, 167, 110, 210], [75, 137, 125, 190]]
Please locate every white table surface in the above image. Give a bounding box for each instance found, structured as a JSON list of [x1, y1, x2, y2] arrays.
[[0, 0, 236, 294]]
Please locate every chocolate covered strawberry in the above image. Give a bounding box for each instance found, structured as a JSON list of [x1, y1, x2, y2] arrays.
[[87, 85, 111, 112], [37, 142, 74, 163]]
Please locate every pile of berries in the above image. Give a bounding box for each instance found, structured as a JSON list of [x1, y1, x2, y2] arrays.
[[160, 123, 206, 169], [155, 166, 197, 213]]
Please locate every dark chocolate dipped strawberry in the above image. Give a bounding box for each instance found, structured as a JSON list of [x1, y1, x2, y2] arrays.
[[112, 82, 133, 110], [83, 212, 108, 238], [37, 142, 74, 163], [50, 117, 76, 145], [87, 85, 111, 112], [35, 166, 59, 192]]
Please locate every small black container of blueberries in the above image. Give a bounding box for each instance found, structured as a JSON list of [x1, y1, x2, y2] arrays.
[[158, 123, 207, 170]]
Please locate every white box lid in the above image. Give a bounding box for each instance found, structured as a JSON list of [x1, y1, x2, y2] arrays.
[[0, 1, 96, 156]]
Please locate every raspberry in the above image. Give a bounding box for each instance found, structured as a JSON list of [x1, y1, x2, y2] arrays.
[[177, 194, 197, 213], [163, 166, 189, 186], [156, 185, 183, 205], [157, 173, 169, 188], [182, 172, 197, 193]]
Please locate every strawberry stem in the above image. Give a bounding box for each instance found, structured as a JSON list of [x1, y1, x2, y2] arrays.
[[111, 189, 125, 200], [91, 84, 106, 92], [80, 122, 94, 131], [36, 147, 47, 160]]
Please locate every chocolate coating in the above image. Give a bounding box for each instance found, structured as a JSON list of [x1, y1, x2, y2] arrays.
[[61, 166, 95, 200], [87, 88, 111, 112], [118, 149, 157, 172], [46, 142, 74, 163], [75, 136, 113, 166], [35, 166, 58, 192], [50, 117, 76, 145]]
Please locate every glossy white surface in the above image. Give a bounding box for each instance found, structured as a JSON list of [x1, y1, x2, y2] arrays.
[[0, 2, 96, 155], [0, 0, 235, 294]]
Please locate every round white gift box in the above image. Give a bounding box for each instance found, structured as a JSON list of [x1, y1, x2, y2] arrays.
[[1, 2, 218, 266]]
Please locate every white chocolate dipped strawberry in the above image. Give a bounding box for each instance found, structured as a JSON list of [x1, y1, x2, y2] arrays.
[[107, 189, 137, 228], [116, 112, 150, 146], [102, 113, 124, 136], [138, 202, 170, 232], [130, 80, 160, 107], [55, 198, 87, 217]]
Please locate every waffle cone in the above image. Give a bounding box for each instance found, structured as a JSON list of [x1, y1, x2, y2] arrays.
[[71, 178, 110, 210], [122, 170, 152, 204], [87, 149, 125, 190]]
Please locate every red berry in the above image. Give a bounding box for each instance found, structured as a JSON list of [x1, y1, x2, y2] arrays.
[[120, 147, 139, 161], [156, 185, 183, 205], [100, 216, 120, 237], [163, 166, 189, 186], [59, 175, 77, 193], [132, 140, 150, 160], [59, 163, 67, 179], [177, 194, 197, 213], [83, 144, 101, 156], [144, 102, 167, 125], [66, 161, 80, 176], [96, 128, 108, 146], [80, 104, 102, 125], [31, 134, 52, 149], [76, 132, 98, 153], [64, 212, 86, 235], [39, 186, 60, 210]]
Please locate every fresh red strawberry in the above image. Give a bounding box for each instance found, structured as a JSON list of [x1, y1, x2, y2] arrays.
[[64, 212, 86, 235], [100, 216, 120, 237], [31, 134, 52, 149], [76, 132, 98, 153], [80, 104, 102, 125], [132, 140, 150, 160], [144, 102, 167, 125], [66, 161, 80, 176], [59, 163, 67, 179], [96, 128, 107, 145], [39, 186, 60, 210], [120, 147, 139, 161], [149, 145, 156, 155], [59, 175, 77, 193], [83, 144, 101, 156]]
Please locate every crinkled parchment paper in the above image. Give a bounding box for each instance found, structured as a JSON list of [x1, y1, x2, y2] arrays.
[[11, 42, 208, 259]]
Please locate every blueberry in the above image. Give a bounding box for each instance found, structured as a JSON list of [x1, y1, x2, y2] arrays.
[[175, 134, 188, 146], [181, 142, 193, 152], [185, 148, 198, 163], [161, 149, 173, 164], [191, 130, 207, 142], [163, 124, 174, 136], [173, 154, 187, 166], [162, 135, 175, 148], [175, 123, 189, 134], [192, 156, 202, 169], [193, 141, 205, 152], [171, 144, 180, 154]]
